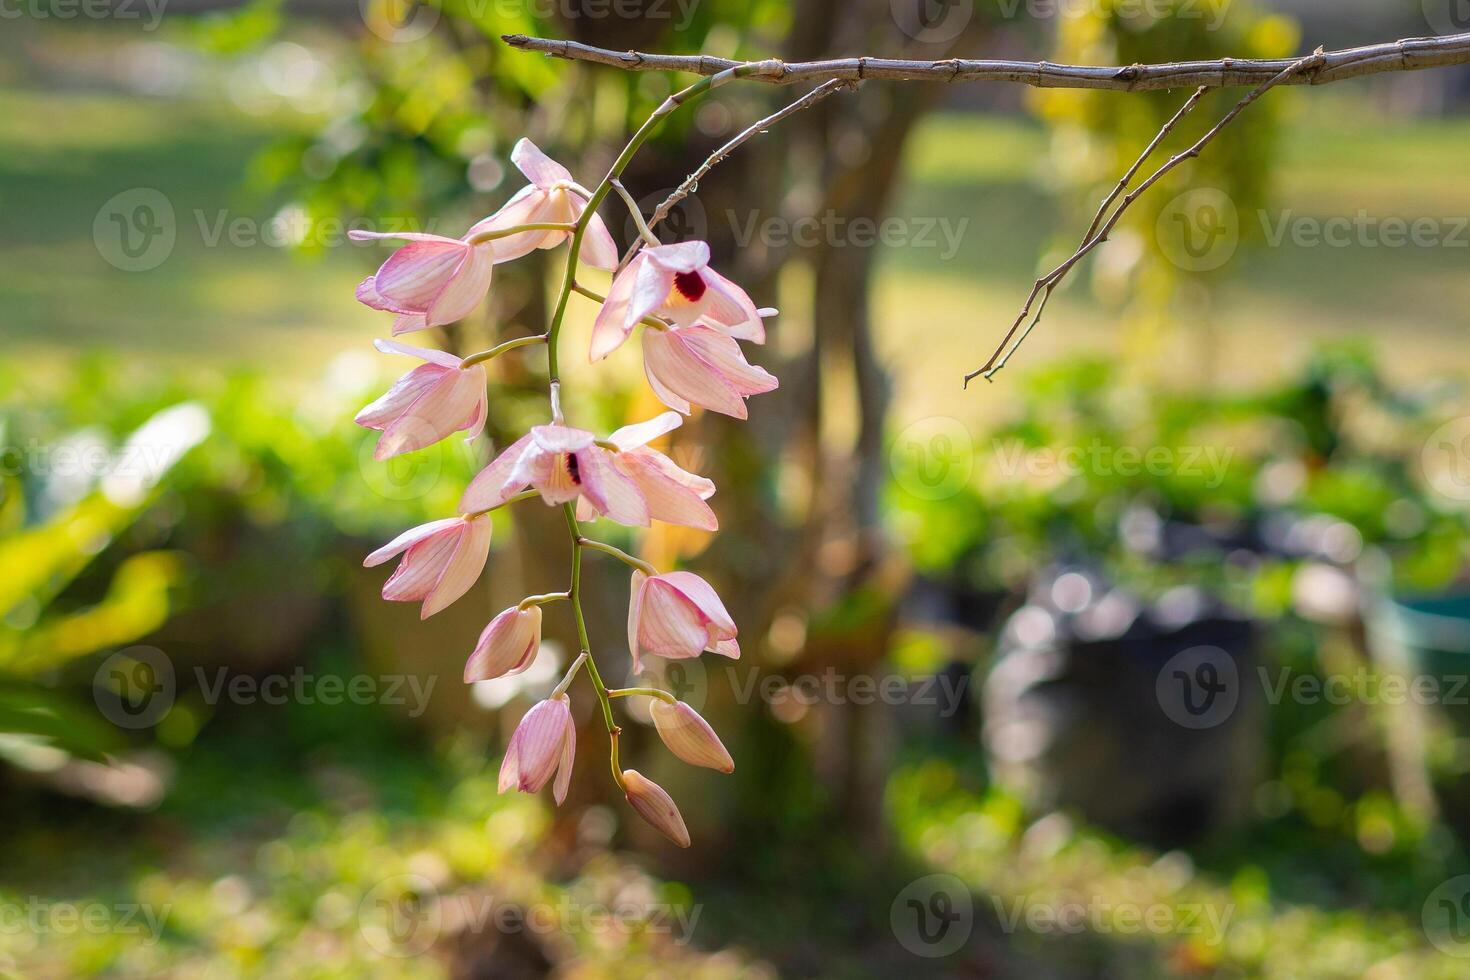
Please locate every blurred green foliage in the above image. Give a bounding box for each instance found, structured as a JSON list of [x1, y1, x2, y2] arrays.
[[890, 344, 1470, 608]]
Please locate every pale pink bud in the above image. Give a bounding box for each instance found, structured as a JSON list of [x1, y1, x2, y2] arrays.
[[465, 139, 617, 270], [464, 604, 542, 682], [364, 515, 491, 619], [590, 241, 766, 361], [642, 323, 777, 420], [355, 340, 487, 460], [627, 569, 740, 671], [649, 700, 734, 773], [499, 696, 575, 805], [621, 769, 690, 848], [351, 231, 494, 331]]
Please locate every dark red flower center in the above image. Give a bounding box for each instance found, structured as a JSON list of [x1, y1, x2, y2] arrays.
[[564, 453, 581, 485], [673, 270, 707, 302]]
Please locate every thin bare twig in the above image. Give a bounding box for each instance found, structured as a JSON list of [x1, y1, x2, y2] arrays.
[[503, 31, 1470, 92], [613, 77, 858, 271], [964, 51, 1324, 386], [966, 86, 1208, 386]]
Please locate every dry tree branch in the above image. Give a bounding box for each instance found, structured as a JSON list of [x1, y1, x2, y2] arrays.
[[504, 31, 1470, 92], [963, 84, 1211, 386], [504, 32, 1470, 383], [966, 50, 1325, 384]]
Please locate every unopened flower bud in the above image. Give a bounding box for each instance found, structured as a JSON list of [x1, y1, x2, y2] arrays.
[[621, 769, 690, 848], [649, 700, 734, 773]]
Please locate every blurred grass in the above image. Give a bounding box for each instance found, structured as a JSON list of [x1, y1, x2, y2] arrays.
[[0, 87, 364, 374]]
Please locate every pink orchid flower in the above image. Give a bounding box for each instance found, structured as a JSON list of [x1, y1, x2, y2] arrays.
[[458, 423, 647, 526], [464, 604, 541, 683], [350, 229, 495, 336], [590, 241, 765, 361], [627, 569, 740, 671], [355, 340, 487, 460], [643, 321, 778, 419], [466, 138, 618, 270], [499, 695, 576, 805], [364, 515, 492, 619], [459, 413, 716, 530]]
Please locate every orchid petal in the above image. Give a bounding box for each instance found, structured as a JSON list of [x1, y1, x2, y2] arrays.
[[364, 518, 460, 567], [579, 448, 650, 527], [643, 240, 710, 273], [700, 265, 766, 342], [510, 137, 574, 188], [661, 570, 737, 637], [608, 411, 683, 452], [381, 530, 460, 602], [421, 515, 491, 618], [552, 711, 576, 806], [373, 239, 468, 311], [424, 244, 493, 327], [590, 258, 640, 361], [459, 433, 535, 512], [643, 329, 749, 418]]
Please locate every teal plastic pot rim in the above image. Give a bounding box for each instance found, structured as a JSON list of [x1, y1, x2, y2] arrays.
[[1368, 593, 1470, 657]]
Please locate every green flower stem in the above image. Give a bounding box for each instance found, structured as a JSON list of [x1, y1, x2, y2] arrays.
[[577, 537, 659, 577], [610, 179, 659, 245], [460, 488, 540, 521], [570, 282, 672, 332], [460, 333, 547, 368], [606, 687, 678, 704], [538, 66, 745, 794], [464, 221, 576, 246], [518, 590, 570, 609]]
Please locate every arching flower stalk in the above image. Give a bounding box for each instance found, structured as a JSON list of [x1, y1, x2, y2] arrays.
[[354, 64, 778, 847]]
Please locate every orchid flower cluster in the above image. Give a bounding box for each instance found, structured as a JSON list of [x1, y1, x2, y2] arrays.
[[352, 136, 775, 848]]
